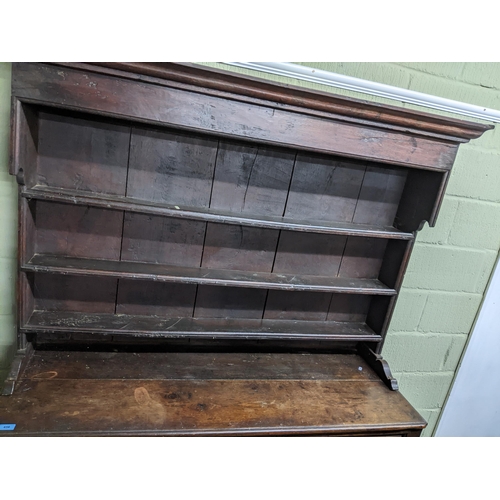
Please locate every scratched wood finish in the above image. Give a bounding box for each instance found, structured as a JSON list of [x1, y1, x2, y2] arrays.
[[21, 351, 380, 381], [22, 186, 415, 239], [22, 254, 396, 294], [6, 62, 491, 435], [10, 102, 38, 187], [0, 351, 426, 436], [126, 126, 218, 207], [195, 142, 295, 319], [11, 63, 464, 171], [116, 125, 217, 316], [18, 199, 36, 328], [117, 213, 205, 317], [36, 110, 131, 195], [86, 62, 490, 141], [22, 310, 381, 342]]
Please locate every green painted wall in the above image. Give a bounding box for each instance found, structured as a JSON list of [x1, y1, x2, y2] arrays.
[[1, 63, 498, 436], [0, 62, 16, 384]]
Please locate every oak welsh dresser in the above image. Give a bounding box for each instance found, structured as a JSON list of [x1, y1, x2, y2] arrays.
[[0, 63, 492, 436]]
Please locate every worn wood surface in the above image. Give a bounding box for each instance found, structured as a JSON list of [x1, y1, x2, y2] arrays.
[[0, 351, 425, 436], [37, 111, 130, 194], [23, 254, 397, 294], [12, 63, 463, 171], [34, 201, 124, 260], [7, 61, 489, 436], [83, 62, 490, 141], [22, 186, 414, 239], [22, 310, 381, 342]]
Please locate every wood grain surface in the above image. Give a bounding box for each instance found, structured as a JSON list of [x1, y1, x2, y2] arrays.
[[0, 351, 426, 436]]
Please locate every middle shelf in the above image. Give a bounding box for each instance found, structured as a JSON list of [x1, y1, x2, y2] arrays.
[[22, 254, 397, 295]]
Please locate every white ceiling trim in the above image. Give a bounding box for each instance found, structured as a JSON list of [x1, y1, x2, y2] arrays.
[[224, 62, 500, 123]]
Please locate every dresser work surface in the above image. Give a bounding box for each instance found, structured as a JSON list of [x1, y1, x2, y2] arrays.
[[0, 350, 425, 436]]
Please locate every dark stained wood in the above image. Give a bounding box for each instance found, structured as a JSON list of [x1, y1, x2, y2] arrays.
[[395, 169, 447, 232], [209, 141, 295, 215], [22, 186, 415, 239], [195, 142, 295, 318], [1, 344, 33, 396], [267, 155, 365, 321], [18, 199, 35, 331], [263, 291, 333, 321], [33, 201, 124, 260], [7, 61, 488, 436], [116, 213, 206, 318], [12, 63, 462, 171], [31, 274, 117, 314], [194, 286, 268, 320], [37, 110, 131, 195], [201, 225, 279, 272], [368, 238, 416, 352], [116, 282, 197, 318], [84, 62, 490, 142], [126, 126, 218, 207], [120, 213, 206, 266], [22, 310, 382, 342], [358, 343, 398, 390], [327, 294, 372, 323], [21, 350, 380, 381], [0, 350, 426, 436], [335, 164, 407, 280], [0, 378, 426, 436], [352, 165, 409, 226], [284, 154, 366, 221], [337, 237, 388, 279], [200, 142, 295, 272], [30, 333, 360, 353], [9, 101, 38, 185], [265, 155, 359, 320], [23, 251, 398, 293], [273, 231, 347, 277]]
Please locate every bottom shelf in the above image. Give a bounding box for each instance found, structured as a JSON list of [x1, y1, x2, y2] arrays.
[[0, 350, 426, 436], [22, 311, 382, 342]]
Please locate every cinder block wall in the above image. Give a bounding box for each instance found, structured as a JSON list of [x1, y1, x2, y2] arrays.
[[1, 63, 499, 436]]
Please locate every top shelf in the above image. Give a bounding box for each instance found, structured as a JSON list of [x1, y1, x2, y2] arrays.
[[23, 186, 414, 240]]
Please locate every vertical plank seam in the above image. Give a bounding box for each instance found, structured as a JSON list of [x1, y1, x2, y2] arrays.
[[327, 162, 369, 320], [192, 139, 220, 318], [262, 151, 299, 320], [114, 126, 133, 314]]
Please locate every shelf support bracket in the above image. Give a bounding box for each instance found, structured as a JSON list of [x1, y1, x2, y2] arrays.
[[357, 342, 398, 391]]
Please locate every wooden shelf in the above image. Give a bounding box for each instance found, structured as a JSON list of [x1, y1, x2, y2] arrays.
[[22, 254, 397, 295], [22, 311, 382, 342], [22, 186, 414, 240]]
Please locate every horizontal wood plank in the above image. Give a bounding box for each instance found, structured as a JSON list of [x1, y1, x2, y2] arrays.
[[20, 350, 380, 381], [0, 349, 426, 436], [22, 255, 396, 295], [84, 62, 491, 142], [22, 186, 414, 240], [22, 311, 382, 342], [12, 63, 461, 171]]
